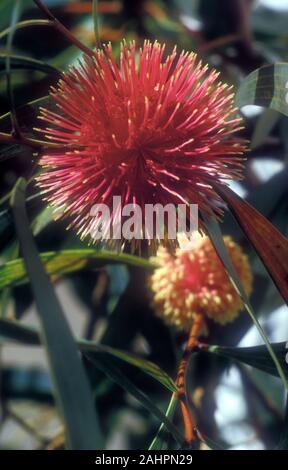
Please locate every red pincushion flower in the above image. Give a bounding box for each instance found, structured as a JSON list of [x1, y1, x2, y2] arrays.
[[36, 40, 246, 249]]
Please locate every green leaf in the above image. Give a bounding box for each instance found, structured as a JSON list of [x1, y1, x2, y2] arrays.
[[0, 318, 177, 393], [80, 340, 177, 393], [0, 0, 31, 31], [203, 214, 288, 391], [149, 394, 178, 450], [86, 353, 183, 445], [0, 190, 51, 255], [0, 19, 51, 41], [0, 249, 155, 289], [0, 204, 14, 249], [0, 240, 19, 317], [236, 63, 288, 117], [1, 201, 54, 317], [0, 95, 50, 125], [207, 342, 288, 379], [200, 434, 229, 451], [251, 109, 280, 150], [10, 178, 103, 450], [30, 205, 56, 236], [0, 317, 39, 345], [0, 54, 60, 75]]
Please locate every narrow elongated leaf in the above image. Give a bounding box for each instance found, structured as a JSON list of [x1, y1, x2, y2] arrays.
[[251, 109, 280, 149], [0, 190, 54, 257], [86, 353, 183, 445], [200, 435, 229, 451], [218, 185, 288, 305], [0, 318, 177, 393], [149, 394, 178, 450], [0, 54, 60, 75], [207, 342, 288, 379], [0, 0, 31, 30], [10, 178, 103, 450], [203, 213, 288, 390], [0, 95, 50, 125], [0, 204, 14, 249], [1, 204, 56, 317], [0, 240, 18, 317], [80, 340, 177, 393], [0, 249, 155, 289], [30, 205, 56, 236], [0, 95, 54, 151], [236, 63, 288, 117], [0, 19, 51, 40], [0, 317, 39, 345]]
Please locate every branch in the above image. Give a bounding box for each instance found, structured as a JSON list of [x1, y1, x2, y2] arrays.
[[175, 314, 204, 445], [33, 0, 94, 57]]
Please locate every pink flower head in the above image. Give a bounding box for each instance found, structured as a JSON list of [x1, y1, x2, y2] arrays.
[[150, 235, 253, 331], [36, 40, 246, 250]]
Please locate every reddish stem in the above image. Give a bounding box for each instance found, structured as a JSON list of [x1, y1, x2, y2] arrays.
[[175, 313, 204, 444], [33, 0, 94, 57]]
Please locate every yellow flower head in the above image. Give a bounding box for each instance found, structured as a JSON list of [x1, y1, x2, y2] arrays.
[[149, 235, 253, 331]]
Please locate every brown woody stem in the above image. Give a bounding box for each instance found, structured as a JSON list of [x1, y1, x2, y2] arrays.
[[175, 313, 204, 444]]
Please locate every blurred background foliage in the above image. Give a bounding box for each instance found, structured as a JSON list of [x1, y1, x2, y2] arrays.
[[0, 0, 288, 450]]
